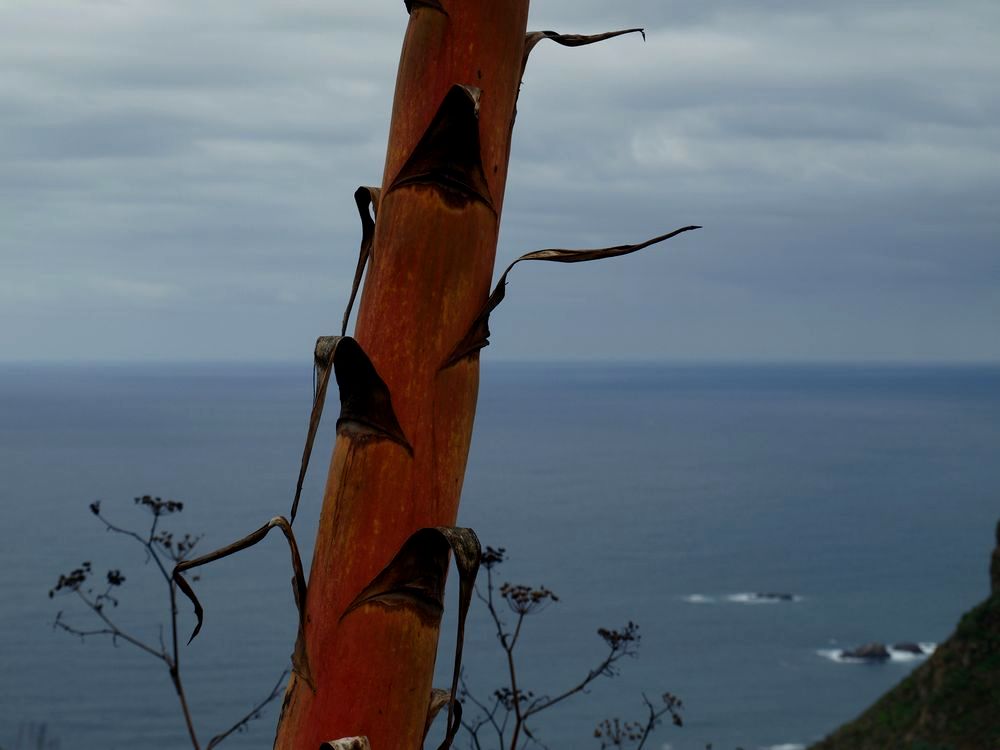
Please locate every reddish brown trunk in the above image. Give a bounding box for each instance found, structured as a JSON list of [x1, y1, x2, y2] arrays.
[[273, 3, 530, 748]]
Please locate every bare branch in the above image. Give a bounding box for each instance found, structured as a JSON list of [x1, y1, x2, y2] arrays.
[[523, 626, 639, 718], [52, 499, 293, 750], [206, 670, 290, 749], [63, 590, 167, 661], [53, 609, 165, 662]]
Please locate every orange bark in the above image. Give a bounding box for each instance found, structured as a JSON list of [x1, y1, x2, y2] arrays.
[[273, 3, 530, 748]]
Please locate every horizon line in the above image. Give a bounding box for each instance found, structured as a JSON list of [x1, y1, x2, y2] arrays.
[[2, 357, 1000, 369]]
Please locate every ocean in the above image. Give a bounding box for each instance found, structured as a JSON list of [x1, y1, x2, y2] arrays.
[[1, 362, 998, 750]]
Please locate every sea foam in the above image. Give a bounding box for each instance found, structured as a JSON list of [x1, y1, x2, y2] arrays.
[[817, 643, 936, 663]]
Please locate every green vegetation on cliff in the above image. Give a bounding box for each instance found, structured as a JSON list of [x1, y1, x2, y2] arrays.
[[811, 524, 1000, 750]]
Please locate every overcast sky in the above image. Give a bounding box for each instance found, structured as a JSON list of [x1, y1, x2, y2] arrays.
[[2, 0, 998, 363]]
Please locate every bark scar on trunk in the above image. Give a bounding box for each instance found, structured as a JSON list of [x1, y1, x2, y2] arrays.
[[386, 84, 495, 212], [290, 335, 412, 524], [404, 0, 447, 14], [324, 336, 413, 455], [339, 527, 480, 750], [340, 527, 450, 626]]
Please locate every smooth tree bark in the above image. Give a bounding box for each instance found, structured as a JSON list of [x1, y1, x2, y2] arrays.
[[257, 3, 697, 748], [273, 3, 530, 749]]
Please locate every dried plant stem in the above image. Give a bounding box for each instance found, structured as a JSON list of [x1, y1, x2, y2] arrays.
[[274, 4, 695, 745], [52, 500, 287, 749], [465, 554, 642, 750], [85, 508, 205, 749], [634, 695, 662, 750], [273, 4, 532, 747], [169, 583, 201, 750], [480, 567, 528, 750], [459, 672, 507, 749], [207, 670, 291, 749]]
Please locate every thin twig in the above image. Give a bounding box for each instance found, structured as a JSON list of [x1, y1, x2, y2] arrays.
[[53, 500, 290, 749], [462, 550, 659, 750], [206, 670, 290, 749], [69, 590, 166, 660], [459, 671, 507, 750], [169, 581, 201, 750], [522, 644, 623, 718]]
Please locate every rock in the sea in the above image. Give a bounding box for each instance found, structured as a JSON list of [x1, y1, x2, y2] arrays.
[[811, 521, 1000, 750], [755, 592, 795, 601], [891, 642, 925, 655], [840, 643, 891, 661]]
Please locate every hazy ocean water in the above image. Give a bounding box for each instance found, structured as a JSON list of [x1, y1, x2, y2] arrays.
[[1, 361, 998, 750]]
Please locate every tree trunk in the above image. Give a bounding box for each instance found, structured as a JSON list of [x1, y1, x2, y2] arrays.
[[273, 3, 530, 748]]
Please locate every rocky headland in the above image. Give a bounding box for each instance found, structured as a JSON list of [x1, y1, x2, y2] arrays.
[[809, 520, 1000, 750]]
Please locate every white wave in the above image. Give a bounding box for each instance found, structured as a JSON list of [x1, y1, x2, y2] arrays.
[[683, 592, 802, 604], [817, 648, 849, 663], [888, 642, 937, 661], [761, 744, 805, 750], [682, 594, 716, 604], [818, 643, 936, 663]]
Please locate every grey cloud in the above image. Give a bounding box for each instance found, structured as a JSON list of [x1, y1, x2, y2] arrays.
[[1, 112, 200, 160], [2, 0, 998, 362]]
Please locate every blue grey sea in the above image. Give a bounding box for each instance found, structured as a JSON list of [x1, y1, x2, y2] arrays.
[[1, 362, 998, 750]]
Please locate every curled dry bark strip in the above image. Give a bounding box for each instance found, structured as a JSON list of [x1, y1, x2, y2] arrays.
[[289, 335, 410, 525], [445, 225, 702, 366], [340, 526, 481, 750], [432, 528, 481, 750], [289, 339, 336, 525], [171, 516, 313, 687], [341, 187, 380, 338], [522, 28, 646, 74]]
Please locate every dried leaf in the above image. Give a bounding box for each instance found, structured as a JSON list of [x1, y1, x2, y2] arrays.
[[432, 527, 479, 750], [341, 186, 380, 338], [289, 340, 335, 525], [387, 84, 494, 212], [173, 516, 306, 640], [171, 517, 313, 687], [445, 225, 701, 366], [522, 28, 645, 73], [290, 335, 411, 524], [341, 527, 480, 750]]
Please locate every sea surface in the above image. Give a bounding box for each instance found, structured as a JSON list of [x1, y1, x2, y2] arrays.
[[1, 362, 998, 750]]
